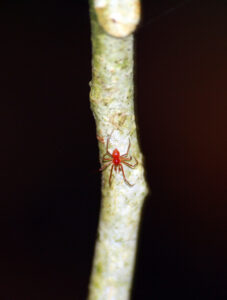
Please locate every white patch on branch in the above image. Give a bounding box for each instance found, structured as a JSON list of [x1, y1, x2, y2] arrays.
[[94, 0, 141, 37]]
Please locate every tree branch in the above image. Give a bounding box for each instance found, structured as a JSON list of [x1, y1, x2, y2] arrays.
[[88, 1, 148, 299]]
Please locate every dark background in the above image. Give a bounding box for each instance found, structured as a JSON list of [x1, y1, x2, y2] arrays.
[[1, 0, 226, 299]]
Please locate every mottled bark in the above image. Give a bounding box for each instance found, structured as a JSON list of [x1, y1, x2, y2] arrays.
[[88, 1, 148, 299]]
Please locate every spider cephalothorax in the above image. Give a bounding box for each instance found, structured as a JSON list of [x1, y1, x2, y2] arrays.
[[99, 134, 138, 186]]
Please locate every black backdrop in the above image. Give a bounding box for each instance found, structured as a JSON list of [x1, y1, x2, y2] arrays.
[[1, 0, 226, 299]]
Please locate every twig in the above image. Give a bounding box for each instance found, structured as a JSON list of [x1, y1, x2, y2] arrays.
[[88, 1, 148, 299]]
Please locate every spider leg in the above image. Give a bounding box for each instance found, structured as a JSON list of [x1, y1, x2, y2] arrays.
[[103, 156, 112, 162], [122, 139, 131, 157], [119, 164, 134, 186], [101, 140, 112, 162], [103, 152, 112, 159], [122, 157, 138, 168], [121, 156, 132, 161], [99, 161, 112, 171], [106, 132, 113, 156], [109, 164, 114, 186]]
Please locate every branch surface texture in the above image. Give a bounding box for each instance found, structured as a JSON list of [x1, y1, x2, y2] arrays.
[[88, 1, 148, 299]]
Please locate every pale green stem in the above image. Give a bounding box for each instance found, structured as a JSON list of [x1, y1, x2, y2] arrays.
[[88, 1, 148, 300]]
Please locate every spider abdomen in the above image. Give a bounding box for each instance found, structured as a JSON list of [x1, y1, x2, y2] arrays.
[[113, 157, 120, 165]]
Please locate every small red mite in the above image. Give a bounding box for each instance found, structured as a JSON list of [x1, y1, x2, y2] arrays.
[[99, 135, 138, 186]]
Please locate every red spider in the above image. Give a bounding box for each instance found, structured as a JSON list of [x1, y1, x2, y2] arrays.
[[99, 135, 138, 186]]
